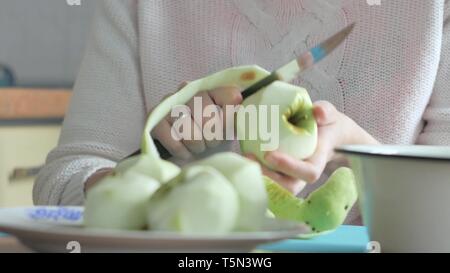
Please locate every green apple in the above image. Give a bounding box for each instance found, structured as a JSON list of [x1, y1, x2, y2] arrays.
[[191, 152, 268, 231], [83, 155, 180, 230], [84, 170, 160, 230], [265, 167, 358, 238], [147, 165, 239, 234], [237, 81, 318, 167]]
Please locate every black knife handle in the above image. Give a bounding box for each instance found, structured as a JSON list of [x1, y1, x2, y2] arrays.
[[241, 72, 280, 99], [125, 139, 172, 160], [154, 139, 172, 159]]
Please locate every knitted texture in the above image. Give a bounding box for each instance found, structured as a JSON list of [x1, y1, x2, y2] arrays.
[[34, 1, 450, 225]]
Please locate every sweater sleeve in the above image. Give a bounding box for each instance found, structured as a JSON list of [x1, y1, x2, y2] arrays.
[[33, 0, 145, 205], [417, 2, 450, 145]]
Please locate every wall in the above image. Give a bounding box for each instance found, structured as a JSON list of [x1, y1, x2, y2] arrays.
[[0, 0, 96, 87]]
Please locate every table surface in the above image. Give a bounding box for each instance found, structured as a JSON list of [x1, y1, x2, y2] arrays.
[[0, 236, 30, 253], [0, 225, 369, 253]]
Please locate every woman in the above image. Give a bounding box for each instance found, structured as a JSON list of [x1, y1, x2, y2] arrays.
[[34, 0, 450, 225]]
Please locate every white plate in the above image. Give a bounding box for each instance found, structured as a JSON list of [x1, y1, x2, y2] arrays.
[[0, 206, 309, 253]]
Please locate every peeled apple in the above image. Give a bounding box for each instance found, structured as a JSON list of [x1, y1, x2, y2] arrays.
[[84, 171, 160, 230], [237, 81, 318, 166], [189, 152, 268, 231], [147, 165, 240, 234]]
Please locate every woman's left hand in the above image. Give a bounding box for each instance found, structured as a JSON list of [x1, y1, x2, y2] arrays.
[[245, 100, 379, 195]]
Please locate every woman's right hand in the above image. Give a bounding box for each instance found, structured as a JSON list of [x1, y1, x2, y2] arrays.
[[151, 82, 243, 160]]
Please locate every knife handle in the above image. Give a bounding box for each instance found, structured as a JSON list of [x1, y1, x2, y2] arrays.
[[125, 139, 172, 160], [154, 139, 172, 159], [241, 72, 280, 99]]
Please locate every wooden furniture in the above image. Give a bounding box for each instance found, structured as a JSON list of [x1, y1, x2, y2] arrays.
[[0, 88, 71, 120], [0, 88, 71, 207]]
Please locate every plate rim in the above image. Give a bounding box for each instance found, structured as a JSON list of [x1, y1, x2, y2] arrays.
[[0, 206, 309, 243]]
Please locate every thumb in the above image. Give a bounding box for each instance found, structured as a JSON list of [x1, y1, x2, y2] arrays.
[[313, 101, 338, 126]]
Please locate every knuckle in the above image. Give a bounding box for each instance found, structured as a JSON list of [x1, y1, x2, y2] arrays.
[[185, 139, 206, 154], [205, 139, 223, 148]]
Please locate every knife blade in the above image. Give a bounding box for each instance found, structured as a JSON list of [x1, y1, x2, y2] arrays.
[[241, 23, 355, 99]]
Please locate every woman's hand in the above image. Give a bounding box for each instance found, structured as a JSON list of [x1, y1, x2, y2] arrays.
[[84, 83, 242, 192], [151, 83, 243, 160], [245, 100, 379, 195]]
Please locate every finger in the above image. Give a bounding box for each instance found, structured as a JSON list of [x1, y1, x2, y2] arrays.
[[151, 118, 192, 160], [209, 86, 242, 138], [302, 126, 337, 172], [313, 100, 338, 126], [209, 85, 243, 106], [268, 124, 337, 183], [244, 154, 306, 195], [244, 154, 295, 185], [186, 91, 223, 148], [264, 151, 323, 183], [168, 110, 206, 154]]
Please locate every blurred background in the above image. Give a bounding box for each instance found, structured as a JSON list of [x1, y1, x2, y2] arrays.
[[0, 0, 97, 207]]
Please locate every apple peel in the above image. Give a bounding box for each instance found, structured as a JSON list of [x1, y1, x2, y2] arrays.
[[264, 167, 358, 238]]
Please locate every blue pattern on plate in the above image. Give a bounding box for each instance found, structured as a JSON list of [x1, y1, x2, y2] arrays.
[[26, 207, 83, 222]]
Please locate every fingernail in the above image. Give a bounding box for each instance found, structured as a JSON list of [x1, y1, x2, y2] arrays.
[[265, 152, 277, 165]]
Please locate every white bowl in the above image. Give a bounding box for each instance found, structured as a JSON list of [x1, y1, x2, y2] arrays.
[[336, 145, 450, 253]]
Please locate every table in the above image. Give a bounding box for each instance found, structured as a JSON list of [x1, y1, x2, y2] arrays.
[[258, 225, 370, 253], [0, 235, 31, 253], [0, 226, 369, 253]]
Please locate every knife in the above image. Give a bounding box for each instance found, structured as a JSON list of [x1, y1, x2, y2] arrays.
[[128, 23, 355, 160]]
